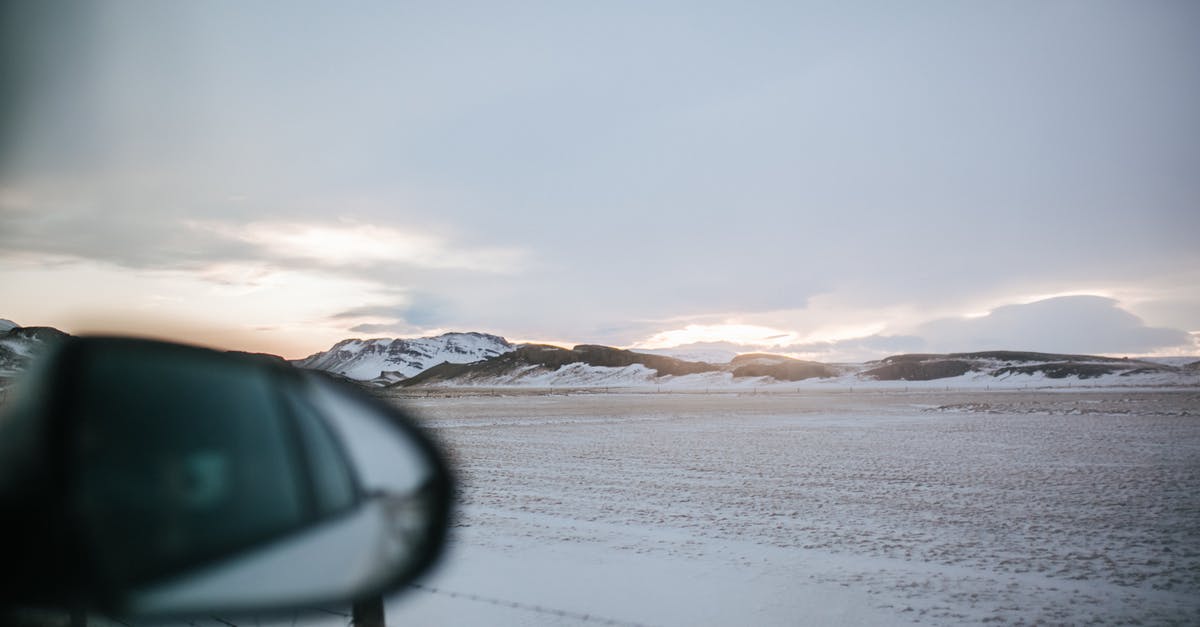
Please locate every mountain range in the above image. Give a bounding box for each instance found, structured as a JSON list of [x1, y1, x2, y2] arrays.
[[392, 345, 1197, 388], [0, 321, 1197, 390]]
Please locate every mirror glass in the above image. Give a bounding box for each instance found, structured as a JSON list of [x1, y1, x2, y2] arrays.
[[56, 339, 451, 618], [72, 345, 309, 589]]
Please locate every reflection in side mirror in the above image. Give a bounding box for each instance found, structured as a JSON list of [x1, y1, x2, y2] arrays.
[[0, 337, 453, 620]]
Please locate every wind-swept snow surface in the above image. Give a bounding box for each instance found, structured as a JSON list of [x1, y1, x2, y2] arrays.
[[381, 390, 1199, 626]]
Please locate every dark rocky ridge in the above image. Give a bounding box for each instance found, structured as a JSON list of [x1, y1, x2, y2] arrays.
[[399, 344, 722, 387], [992, 362, 1121, 379], [880, 350, 1135, 364], [862, 351, 1180, 381], [729, 353, 838, 381], [862, 360, 974, 381]]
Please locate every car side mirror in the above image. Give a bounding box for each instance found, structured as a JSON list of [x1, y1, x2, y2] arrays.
[[0, 337, 453, 619]]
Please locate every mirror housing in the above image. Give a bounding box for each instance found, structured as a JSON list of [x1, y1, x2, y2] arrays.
[[0, 337, 453, 619]]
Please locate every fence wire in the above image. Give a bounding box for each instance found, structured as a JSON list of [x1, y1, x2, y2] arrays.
[[66, 586, 655, 627], [406, 583, 656, 627]]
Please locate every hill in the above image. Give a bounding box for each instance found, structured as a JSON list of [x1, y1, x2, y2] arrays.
[[399, 344, 722, 387], [293, 332, 513, 382], [861, 351, 1178, 381]]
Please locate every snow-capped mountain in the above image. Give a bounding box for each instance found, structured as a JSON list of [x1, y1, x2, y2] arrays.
[[294, 332, 514, 381], [0, 324, 69, 378]]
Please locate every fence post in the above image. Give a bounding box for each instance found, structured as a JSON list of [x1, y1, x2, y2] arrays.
[[353, 595, 386, 627]]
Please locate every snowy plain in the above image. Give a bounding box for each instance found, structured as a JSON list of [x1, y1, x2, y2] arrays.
[[104, 387, 1199, 626], [383, 390, 1200, 626]]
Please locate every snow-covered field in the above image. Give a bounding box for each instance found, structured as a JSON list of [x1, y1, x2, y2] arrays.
[[107, 388, 1199, 626], [381, 389, 1199, 626]]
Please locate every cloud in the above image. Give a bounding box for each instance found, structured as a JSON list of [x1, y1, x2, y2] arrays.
[[914, 295, 1193, 355], [629, 334, 926, 363], [0, 198, 528, 282], [775, 335, 927, 362], [0, 200, 263, 270], [622, 296, 1195, 362], [347, 322, 433, 335], [2, 1, 1198, 356], [331, 292, 452, 332], [632, 323, 801, 349], [331, 305, 412, 320], [190, 220, 527, 273]]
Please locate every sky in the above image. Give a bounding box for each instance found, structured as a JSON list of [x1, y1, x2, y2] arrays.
[[1, 1, 1197, 361]]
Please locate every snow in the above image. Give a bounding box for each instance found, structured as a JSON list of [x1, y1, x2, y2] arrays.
[[398, 520, 894, 626], [383, 390, 1200, 626], [0, 337, 38, 359], [0, 319, 18, 333], [444, 363, 664, 388]]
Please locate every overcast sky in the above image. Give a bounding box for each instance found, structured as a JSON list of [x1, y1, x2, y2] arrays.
[[1, 1, 1197, 360]]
